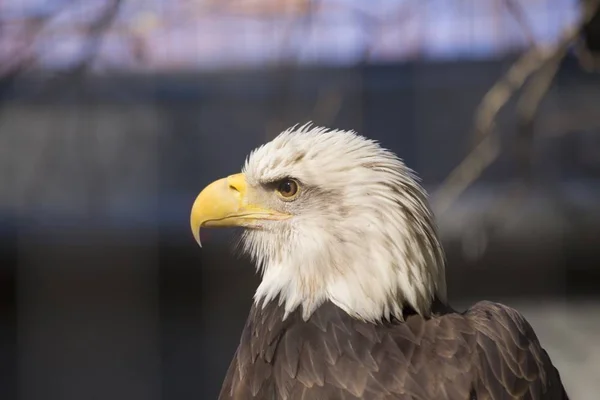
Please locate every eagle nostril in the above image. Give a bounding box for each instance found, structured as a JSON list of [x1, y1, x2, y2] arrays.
[[226, 174, 246, 194]]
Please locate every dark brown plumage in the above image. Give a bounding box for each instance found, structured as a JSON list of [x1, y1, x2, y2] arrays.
[[219, 298, 568, 400], [189, 127, 569, 400]]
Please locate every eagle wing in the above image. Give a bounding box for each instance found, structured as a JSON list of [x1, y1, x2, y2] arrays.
[[218, 301, 569, 400], [466, 301, 569, 400]]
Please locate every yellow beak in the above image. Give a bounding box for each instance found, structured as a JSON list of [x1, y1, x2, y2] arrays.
[[190, 173, 290, 246]]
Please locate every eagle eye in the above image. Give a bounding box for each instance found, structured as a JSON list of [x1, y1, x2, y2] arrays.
[[276, 178, 299, 200]]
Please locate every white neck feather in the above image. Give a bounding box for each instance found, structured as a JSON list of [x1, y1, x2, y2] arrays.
[[243, 178, 446, 323], [241, 125, 447, 322]]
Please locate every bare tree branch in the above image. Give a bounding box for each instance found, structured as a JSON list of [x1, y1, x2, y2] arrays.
[[503, 0, 537, 47], [65, 0, 123, 76], [3, 0, 125, 216], [576, 0, 600, 71], [0, 16, 54, 85], [432, 0, 600, 215], [1, 0, 123, 88], [513, 0, 600, 182], [514, 44, 569, 183]]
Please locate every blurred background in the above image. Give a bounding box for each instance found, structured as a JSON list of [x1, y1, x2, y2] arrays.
[[1, 0, 599, 399]]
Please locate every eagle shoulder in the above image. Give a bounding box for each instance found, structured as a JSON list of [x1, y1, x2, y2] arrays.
[[218, 300, 569, 400], [466, 300, 569, 400]]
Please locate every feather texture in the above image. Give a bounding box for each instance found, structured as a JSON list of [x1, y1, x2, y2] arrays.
[[219, 299, 568, 400], [208, 126, 568, 399]]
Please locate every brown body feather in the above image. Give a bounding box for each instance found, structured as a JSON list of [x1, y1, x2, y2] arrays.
[[219, 299, 568, 400]]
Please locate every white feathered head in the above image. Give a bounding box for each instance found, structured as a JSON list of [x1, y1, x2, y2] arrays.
[[191, 124, 446, 322]]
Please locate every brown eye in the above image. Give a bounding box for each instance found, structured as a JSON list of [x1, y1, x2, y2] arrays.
[[277, 179, 299, 199]]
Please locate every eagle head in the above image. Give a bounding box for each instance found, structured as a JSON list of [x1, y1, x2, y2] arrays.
[[190, 124, 446, 322]]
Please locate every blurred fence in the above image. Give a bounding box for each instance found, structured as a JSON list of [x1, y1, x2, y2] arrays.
[[1, 58, 599, 230], [0, 57, 599, 399], [1, 0, 600, 399], [0, 0, 582, 73]]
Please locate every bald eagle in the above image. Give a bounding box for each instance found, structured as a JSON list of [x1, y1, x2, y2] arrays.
[[190, 125, 568, 400]]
